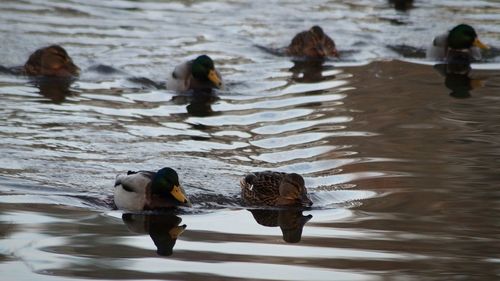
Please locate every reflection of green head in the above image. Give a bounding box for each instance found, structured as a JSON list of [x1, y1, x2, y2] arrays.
[[445, 73, 472, 99], [151, 167, 188, 204], [122, 213, 186, 257], [191, 55, 222, 87]]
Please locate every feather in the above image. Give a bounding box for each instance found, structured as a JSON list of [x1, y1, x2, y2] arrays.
[[240, 171, 312, 207]]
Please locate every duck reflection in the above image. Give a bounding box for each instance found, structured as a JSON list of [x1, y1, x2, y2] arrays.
[[434, 51, 485, 99], [31, 76, 77, 103], [122, 213, 186, 256], [0, 67, 77, 103], [289, 60, 337, 83], [248, 209, 312, 243], [172, 90, 219, 117], [388, 0, 414, 11]]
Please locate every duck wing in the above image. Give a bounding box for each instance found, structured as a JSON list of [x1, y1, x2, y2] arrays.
[[166, 61, 191, 91], [115, 171, 155, 193], [427, 33, 448, 60], [245, 171, 285, 205]]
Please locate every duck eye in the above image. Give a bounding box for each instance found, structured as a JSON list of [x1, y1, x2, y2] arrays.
[[56, 54, 68, 61]]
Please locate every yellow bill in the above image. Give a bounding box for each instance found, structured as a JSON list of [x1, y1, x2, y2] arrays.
[[208, 69, 222, 88], [169, 225, 187, 239], [170, 185, 189, 205], [473, 38, 489, 49], [470, 79, 485, 89]]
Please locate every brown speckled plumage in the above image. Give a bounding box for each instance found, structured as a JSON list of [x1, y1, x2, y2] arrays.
[[285, 26, 338, 58], [23, 45, 79, 77], [240, 171, 313, 207]]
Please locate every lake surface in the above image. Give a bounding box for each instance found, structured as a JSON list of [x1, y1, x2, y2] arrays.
[[1, 0, 500, 280]]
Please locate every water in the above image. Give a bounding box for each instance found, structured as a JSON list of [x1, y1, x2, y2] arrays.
[[1, 0, 500, 280]]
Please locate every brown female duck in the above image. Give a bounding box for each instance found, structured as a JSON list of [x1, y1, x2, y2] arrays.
[[240, 171, 313, 207], [23, 45, 79, 77], [285, 25, 339, 58]]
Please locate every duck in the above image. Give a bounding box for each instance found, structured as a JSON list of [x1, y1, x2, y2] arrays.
[[285, 25, 339, 59], [114, 167, 191, 211], [240, 171, 313, 207], [166, 55, 223, 92], [23, 45, 80, 77], [426, 24, 489, 62]]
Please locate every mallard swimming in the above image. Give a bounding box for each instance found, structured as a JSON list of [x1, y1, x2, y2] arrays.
[[114, 167, 191, 211], [285, 26, 339, 59], [426, 24, 489, 62], [166, 55, 223, 92], [240, 171, 313, 207], [23, 45, 80, 77]]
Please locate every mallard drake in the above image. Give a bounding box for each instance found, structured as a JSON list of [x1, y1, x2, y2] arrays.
[[240, 171, 313, 207], [166, 55, 223, 92], [114, 167, 191, 211], [285, 26, 339, 59], [426, 24, 489, 62], [23, 45, 80, 77]]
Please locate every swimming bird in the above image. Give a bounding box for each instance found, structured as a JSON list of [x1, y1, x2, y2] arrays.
[[23, 45, 80, 77], [114, 167, 191, 211], [426, 24, 489, 62], [285, 26, 339, 59], [166, 55, 223, 92], [240, 171, 313, 207]]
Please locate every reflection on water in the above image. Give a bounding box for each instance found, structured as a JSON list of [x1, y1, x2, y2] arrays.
[[388, 0, 414, 12], [1, 0, 500, 280], [289, 60, 338, 83], [122, 213, 186, 256], [248, 209, 312, 243], [31, 77, 77, 104], [172, 91, 219, 117], [434, 62, 485, 99]]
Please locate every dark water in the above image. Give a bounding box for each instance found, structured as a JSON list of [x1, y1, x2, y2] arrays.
[[1, 1, 500, 280]]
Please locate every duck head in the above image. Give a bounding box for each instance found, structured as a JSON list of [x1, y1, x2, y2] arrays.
[[191, 55, 222, 88], [289, 25, 339, 58], [448, 24, 488, 50], [277, 173, 313, 207], [24, 45, 80, 77], [151, 167, 191, 206], [308, 26, 339, 58]]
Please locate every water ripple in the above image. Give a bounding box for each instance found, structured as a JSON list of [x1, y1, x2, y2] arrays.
[[2, 0, 500, 280]]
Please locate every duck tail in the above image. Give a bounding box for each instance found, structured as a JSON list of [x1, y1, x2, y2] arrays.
[[239, 177, 247, 189]]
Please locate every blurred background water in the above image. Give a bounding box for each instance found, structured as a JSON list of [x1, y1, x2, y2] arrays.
[[1, 0, 500, 280]]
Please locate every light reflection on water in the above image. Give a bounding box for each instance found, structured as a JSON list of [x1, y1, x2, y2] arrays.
[[1, 0, 500, 280]]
